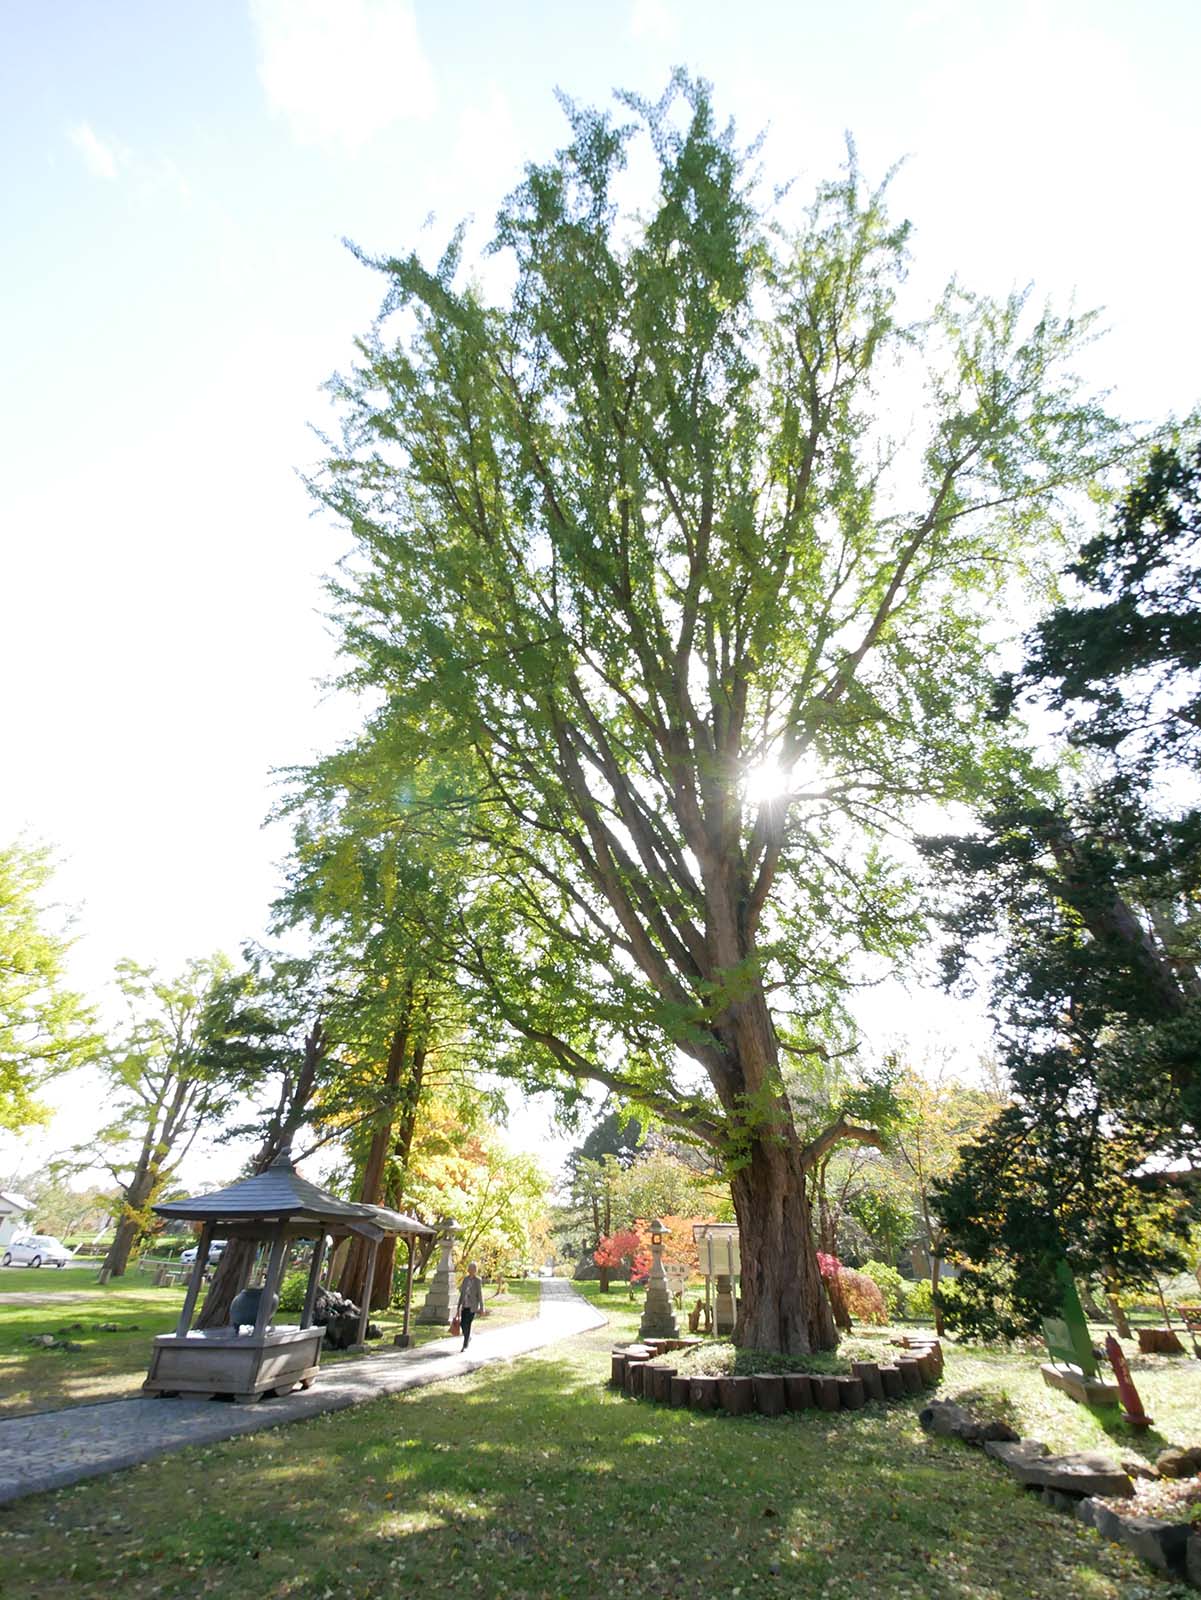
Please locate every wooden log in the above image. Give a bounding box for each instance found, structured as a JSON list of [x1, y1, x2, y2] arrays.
[[719, 1374, 755, 1414], [851, 1361, 885, 1402], [837, 1375, 866, 1410], [627, 1361, 649, 1398], [753, 1374, 787, 1416], [610, 1352, 628, 1387], [915, 1350, 938, 1384], [650, 1365, 675, 1402], [689, 1375, 720, 1411], [897, 1358, 923, 1394], [813, 1374, 841, 1411], [879, 1364, 904, 1399], [670, 1375, 691, 1408], [785, 1372, 813, 1410], [1138, 1328, 1186, 1356], [923, 1340, 944, 1376]]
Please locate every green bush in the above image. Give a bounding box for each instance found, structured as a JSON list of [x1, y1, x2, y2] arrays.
[[277, 1270, 309, 1313], [906, 1278, 935, 1320], [859, 1260, 907, 1318]]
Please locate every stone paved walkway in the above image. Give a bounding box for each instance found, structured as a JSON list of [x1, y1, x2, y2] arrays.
[[0, 1279, 606, 1506]]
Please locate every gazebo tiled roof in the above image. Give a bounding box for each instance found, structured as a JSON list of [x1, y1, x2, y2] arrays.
[[153, 1150, 432, 1237]]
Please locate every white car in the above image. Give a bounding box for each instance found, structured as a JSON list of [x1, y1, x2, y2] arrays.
[[2, 1234, 73, 1269], [180, 1239, 227, 1266]]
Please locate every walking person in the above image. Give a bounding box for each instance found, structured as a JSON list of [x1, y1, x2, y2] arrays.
[[457, 1260, 484, 1350]]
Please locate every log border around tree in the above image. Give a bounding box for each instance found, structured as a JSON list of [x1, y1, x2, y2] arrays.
[[610, 1339, 942, 1418]]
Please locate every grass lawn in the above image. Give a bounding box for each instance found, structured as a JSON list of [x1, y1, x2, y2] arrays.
[[2, 1290, 1199, 1599], [0, 1270, 189, 1416], [0, 1270, 541, 1417]]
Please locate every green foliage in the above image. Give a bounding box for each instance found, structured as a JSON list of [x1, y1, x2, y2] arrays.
[[859, 1259, 908, 1317], [926, 442, 1201, 1334], [905, 1278, 935, 1320], [0, 839, 97, 1131], [307, 74, 1124, 1349], [77, 955, 246, 1266], [277, 1271, 308, 1314]]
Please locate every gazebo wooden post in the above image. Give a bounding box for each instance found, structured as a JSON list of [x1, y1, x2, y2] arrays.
[[300, 1233, 328, 1330], [353, 1235, 380, 1350], [253, 1227, 289, 1341], [175, 1222, 214, 1338]]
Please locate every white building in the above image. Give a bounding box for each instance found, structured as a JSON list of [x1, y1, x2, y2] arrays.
[[0, 1192, 32, 1252]]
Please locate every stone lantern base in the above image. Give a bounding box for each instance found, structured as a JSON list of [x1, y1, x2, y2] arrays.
[[639, 1276, 680, 1341]]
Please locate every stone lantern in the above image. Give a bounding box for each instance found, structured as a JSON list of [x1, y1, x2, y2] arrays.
[[638, 1218, 679, 1340], [416, 1217, 460, 1324]]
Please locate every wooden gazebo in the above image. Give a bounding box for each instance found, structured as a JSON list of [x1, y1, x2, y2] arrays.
[[143, 1149, 433, 1402]]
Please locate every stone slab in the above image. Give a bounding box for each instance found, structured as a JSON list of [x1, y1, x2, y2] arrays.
[[1116, 1515, 1190, 1574], [991, 1444, 1134, 1499]]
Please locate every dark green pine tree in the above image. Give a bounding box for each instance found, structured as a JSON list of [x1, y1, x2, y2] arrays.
[[925, 443, 1201, 1337]]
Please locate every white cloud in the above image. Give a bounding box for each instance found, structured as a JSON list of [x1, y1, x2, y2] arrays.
[[250, 0, 436, 151], [67, 122, 118, 180]]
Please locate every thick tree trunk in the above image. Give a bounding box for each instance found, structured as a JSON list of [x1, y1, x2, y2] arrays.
[[356, 1041, 426, 1312], [103, 1212, 142, 1278], [731, 1135, 836, 1355], [339, 1017, 423, 1312], [103, 1159, 164, 1278], [196, 1017, 328, 1329], [197, 1238, 258, 1328], [1107, 1291, 1133, 1340]]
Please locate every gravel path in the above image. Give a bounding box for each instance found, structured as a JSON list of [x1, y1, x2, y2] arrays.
[[0, 1279, 605, 1506], [0, 1291, 96, 1307]]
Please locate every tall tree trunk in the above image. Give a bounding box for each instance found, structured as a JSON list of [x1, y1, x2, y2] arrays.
[[362, 1050, 428, 1311], [103, 1211, 143, 1278], [340, 1017, 412, 1310], [930, 1255, 945, 1338], [732, 1135, 836, 1354], [196, 1018, 327, 1329], [1107, 1290, 1133, 1340], [103, 1159, 163, 1277]]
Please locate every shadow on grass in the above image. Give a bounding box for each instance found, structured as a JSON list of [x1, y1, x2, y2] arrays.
[[2, 1321, 1183, 1600]]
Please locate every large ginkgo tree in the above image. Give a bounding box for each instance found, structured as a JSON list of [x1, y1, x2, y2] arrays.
[[313, 77, 1123, 1351]]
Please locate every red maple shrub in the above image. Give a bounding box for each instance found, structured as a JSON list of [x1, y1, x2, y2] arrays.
[[593, 1229, 643, 1293]]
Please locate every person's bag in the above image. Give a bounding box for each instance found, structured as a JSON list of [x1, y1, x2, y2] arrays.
[[450, 1312, 461, 1336]]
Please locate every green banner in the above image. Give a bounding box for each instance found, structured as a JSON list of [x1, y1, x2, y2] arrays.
[[1042, 1261, 1097, 1376]]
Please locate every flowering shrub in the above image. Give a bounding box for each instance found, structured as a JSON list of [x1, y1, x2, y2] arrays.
[[816, 1250, 887, 1324], [838, 1268, 888, 1324]]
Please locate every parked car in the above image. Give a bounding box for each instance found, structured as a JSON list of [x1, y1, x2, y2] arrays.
[[180, 1239, 227, 1266], [2, 1234, 73, 1269]]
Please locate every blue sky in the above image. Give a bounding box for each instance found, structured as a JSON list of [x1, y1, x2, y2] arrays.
[[2, 0, 1198, 1176]]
